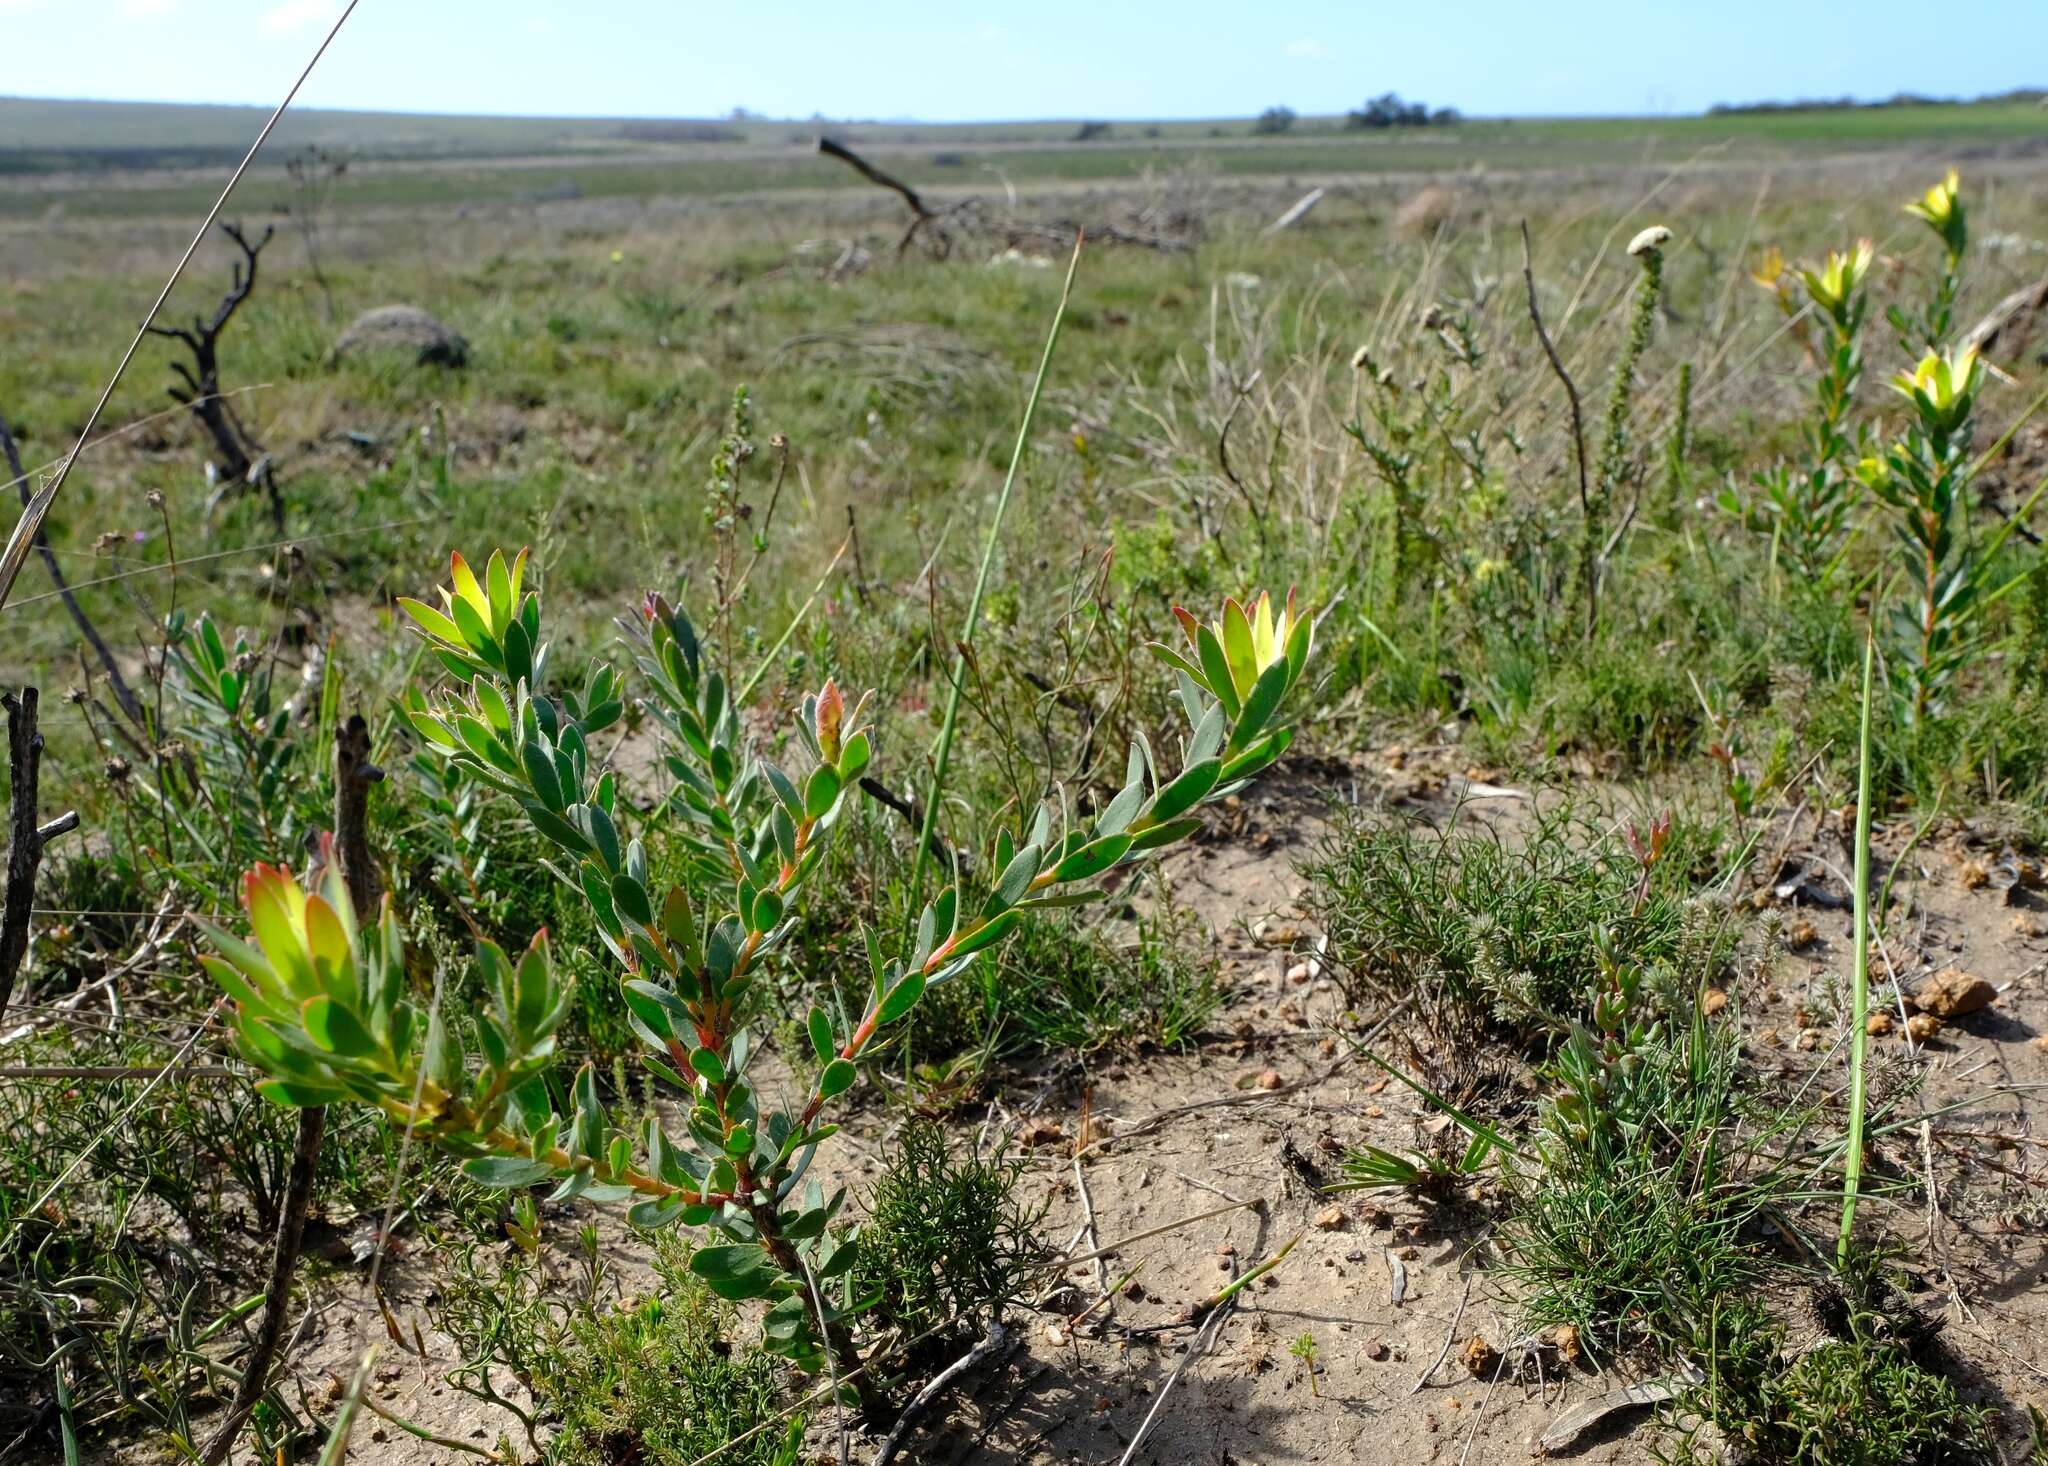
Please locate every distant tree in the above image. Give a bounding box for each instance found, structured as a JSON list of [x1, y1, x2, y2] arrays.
[[1253, 105, 1297, 135], [1073, 120, 1112, 142], [1430, 106, 1462, 126], [1346, 92, 1437, 129]]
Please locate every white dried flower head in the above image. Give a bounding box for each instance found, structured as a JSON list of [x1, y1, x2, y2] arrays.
[[1350, 345, 1372, 371], [1628, 225, 1673, 258]]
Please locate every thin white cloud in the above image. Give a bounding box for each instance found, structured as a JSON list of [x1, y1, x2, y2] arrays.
[[1283, 39, 1328, 59], [259, 0, 342, 36], [118, 0, 175, 16]]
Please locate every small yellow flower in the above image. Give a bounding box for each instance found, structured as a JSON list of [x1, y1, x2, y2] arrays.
[[1903, 169, 1967, 257], [1891, 344, 1982, 430], [1799, 239, 1873, 317], [1749, 245, 1786, 290], [1903, 169, 1961, 233]]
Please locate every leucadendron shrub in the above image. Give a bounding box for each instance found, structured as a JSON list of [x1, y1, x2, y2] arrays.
[[195, 552, 1313, 1405]]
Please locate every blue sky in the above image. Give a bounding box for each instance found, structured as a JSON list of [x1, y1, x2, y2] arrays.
[[1, 0, 2043, 120]]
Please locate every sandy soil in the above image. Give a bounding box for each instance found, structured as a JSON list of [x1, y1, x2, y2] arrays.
[[159, 747, 2048, 1466]]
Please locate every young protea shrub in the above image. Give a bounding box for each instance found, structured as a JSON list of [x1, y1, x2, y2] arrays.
[[198, 555, 1316, 1406]]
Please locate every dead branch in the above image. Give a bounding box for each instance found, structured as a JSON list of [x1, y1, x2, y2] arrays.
[[333, 712, 384, 914], [816, 135, 1194, 258], [200, 713, 380, 1466], [1262, 186, 1326, 234], [817, 135, 940, 255], [0, 688, 79, 1025], [1964, 273, 2048, 366], [0, 410, 146, 730], [871, 1322, 1012, 1466], [145, 221, 284, 532]]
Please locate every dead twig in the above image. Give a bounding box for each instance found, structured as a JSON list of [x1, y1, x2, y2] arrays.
[[1412, 1275, 1474, 1393], [0, 413, 145, 729], [1, 688, 79, 1025], [872, 1322, 1012, 1466], [144, 221, 284, 530], [200, 713, 380, 1465], [817, 135, 937, 255]]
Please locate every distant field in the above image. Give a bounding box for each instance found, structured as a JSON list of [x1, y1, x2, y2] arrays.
[[2, 94, 2043, 222]]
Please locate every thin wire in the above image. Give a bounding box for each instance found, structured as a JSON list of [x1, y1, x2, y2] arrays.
[[0, 387, 279, 501], [7, 997, 225, 1241], [6, 515, 438, 610], [0, 0, 362, 614]]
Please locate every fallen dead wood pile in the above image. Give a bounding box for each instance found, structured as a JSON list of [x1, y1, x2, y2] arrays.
[[816, 135, 1201, 257]]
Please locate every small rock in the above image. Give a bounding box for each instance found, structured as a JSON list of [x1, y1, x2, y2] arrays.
[[333, 303, 468, 367], [1255, 1069, 1284, 1090], [1553, 1323, 1583, 1365], [1786, 919, 1819, 951], [1866, 1010, 1894, 1037], [1313, 1205, 1347, 1231], [1913, 968, 1995, 1018], [1461, 1335, 1500, 1378], [1960, 860, 1990, 890], [1044, 1323, 1069, 1347], [1364, 1338, 1390, 1361], [1217, 1241, 1238, 1257], [1907, 1012, 1944, 1043], [1701, 987, 1730, 1016], [1020, 1120, 1065, 1148], [1124, 1280, 1146, 1301]]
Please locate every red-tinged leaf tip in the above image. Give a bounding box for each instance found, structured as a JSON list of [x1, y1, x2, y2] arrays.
[[815, 679, 845, 761], [243, 861, 290, 911]]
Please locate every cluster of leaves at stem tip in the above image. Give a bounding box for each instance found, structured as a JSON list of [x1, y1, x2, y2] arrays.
[[1854, 170, 2031, 724], [194, 550, 1313, 1376], [1729, 170, 2029, 723], [1724, 237, 1875, 583]]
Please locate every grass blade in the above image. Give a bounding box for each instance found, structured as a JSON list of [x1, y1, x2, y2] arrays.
[[1837, 630, 1876, 1267], [907, 232, 1084, 912]]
